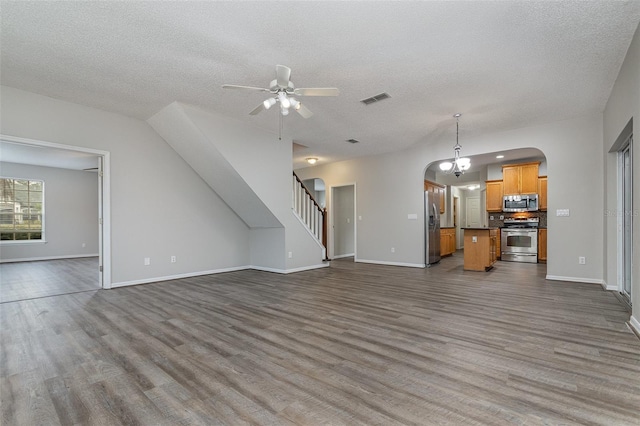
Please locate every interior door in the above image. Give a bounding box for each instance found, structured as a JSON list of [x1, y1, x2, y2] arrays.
[[466, 197, 481, 227]]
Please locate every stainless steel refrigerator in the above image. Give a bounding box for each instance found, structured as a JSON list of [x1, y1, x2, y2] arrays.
[[425, 191, 441, 266]]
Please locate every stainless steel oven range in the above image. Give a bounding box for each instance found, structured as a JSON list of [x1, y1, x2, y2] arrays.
[[501, 217, 539, 263]]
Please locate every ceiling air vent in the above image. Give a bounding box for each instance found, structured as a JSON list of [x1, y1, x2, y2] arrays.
[[360, 92, 391, 105], [346, 139, 360, 144]]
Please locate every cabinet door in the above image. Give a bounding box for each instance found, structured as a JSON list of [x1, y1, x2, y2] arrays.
[[538, 229, 547, 262], [502, 166, 520, 195], [520, 164, 539, 194], [439, 187, 445, 214], [485, 181, 503, 212], [538, 177, 548, 211]]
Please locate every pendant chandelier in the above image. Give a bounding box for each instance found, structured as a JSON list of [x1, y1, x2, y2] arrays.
[[439, 113, 470, 177]]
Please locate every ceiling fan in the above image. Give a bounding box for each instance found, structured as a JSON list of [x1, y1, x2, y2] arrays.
[[222, 65, 339, 119]]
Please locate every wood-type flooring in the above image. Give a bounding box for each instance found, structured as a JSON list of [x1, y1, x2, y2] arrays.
[[1, 255, 639, 425], [0, 257, 99, 303]]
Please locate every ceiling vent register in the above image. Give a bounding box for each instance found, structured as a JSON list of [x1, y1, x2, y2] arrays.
[[360, 92, 391, 105], [346, 139, 360, 144]]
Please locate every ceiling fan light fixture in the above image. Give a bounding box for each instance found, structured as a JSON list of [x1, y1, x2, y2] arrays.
[[281, 106, 289, 116], [263, 97, 276, 110], [289, 97, 300, 110], [278, 92, 291, 109]]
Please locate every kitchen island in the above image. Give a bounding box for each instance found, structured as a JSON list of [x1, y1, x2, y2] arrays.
[[462, 227, 499, 271]]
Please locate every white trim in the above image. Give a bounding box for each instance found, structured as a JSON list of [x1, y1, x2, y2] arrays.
[[546, 275, 605, 285], [251, 262, 330, 274], [0, 240, 48, 245], [599, 281, 618, 291], [330, 182, 357, 262], [291, 209, 324, 249], [0, 254, 99, 264], [356, 258, 425, 268], [332, 253, 355, 259], [0, 134, 111, 289], [629, 316, 640, 336], [111, 265, 251, 288]]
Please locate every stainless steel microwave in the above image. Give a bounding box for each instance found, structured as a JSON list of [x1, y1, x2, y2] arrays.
[[503, 194, 538, 212]]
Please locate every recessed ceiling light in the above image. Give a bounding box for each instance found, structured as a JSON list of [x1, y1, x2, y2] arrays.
[[496, 155, 505, 159]]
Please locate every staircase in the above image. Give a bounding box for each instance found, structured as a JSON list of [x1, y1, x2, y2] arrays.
[[292, 172, 328, 260]]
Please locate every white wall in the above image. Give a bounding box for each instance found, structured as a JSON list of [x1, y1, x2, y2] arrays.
[[603, 23, 639, 324], [0, 86, 251, 286], [0, 162, 98, 262], [297, 113, 605, 280]]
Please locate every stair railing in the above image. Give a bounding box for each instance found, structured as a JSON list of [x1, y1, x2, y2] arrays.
[[292, 172, 328, 254]]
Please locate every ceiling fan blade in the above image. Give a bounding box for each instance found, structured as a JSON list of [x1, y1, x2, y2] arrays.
[[295, 104, 313, 119], [222, 84, 270, 92], [249, 103, 266, 115], [293, 87, 340, 97], [276, 65, 291, 88]]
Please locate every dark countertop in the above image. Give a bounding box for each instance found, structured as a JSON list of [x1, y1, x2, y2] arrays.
[[440, 226, 456, 229], [462, 227, 499, 231]]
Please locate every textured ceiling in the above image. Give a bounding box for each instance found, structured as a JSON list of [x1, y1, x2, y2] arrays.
[[1, 1, 639, 169]]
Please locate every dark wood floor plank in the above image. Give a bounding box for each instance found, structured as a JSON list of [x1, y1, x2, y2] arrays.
[[1, 255, 639, 424]]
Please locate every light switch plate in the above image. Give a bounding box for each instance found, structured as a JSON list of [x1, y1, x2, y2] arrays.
[[407, 213, 418, 220], [556, 209, 570, 217]]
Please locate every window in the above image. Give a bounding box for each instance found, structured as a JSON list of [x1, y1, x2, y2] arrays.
[[0, 178, 44, 241]]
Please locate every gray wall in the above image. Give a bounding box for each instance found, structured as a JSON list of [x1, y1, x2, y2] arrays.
[[297, 113, 605, 278], [0, 162, 98, 261], [1, 86, 251, 286], [603, 23, 639, 325]]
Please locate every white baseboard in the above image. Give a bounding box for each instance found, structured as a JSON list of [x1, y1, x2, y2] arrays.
[[629, 316, 640, 336], [356, 258, 425, 268], [0, 254, 99, 264], [545, 275, 605, 285], [110, 265, 250, 288], [599, 280, 618, 291], [251, 263, 330, 274], [332, 253, 355, 259]]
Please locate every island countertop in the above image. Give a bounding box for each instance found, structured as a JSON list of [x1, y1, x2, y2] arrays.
[[462, 227, 499, 231]]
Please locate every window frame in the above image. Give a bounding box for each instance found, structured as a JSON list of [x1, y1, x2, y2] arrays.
[[0, 176, 46, 244]]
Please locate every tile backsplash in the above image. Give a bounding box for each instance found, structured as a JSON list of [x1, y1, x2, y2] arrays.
[[488, 211, 547, 228]]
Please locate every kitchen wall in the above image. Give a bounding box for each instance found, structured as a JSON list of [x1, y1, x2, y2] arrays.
[[297, 113, 604, 282]]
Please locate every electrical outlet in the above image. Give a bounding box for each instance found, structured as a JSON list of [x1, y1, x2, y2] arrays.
[[499, 215, 504, 220], [579, 256, 586, 265], [489, 216, 494, 220], [391, 247, 395, 253], [171, 256, 176, 263], [472, 236, 478, 243], [82, 242, 86, 248], [288, 251, 293, 259], [144, 257, 150, 266]]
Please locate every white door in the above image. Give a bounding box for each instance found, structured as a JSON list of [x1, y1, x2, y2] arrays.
[[466, 197, 481, 227], [331, 184, 355, 259]]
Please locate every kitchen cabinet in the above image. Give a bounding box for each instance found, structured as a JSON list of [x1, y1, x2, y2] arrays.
[[440, 228, 456, 256], [463, 228, 498, 271], [502, 162, 539, 195], [538, 176, 547, 211], [538, 228, 547, 262], [485, 180, 503, 212], [424, 180, 446, 214]]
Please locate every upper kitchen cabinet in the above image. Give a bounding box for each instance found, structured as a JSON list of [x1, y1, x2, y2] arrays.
[[485, 180, 503, 212], [424, 180, 446, 214], [502, 162, 539, 195], [538, 176, 548, 211]]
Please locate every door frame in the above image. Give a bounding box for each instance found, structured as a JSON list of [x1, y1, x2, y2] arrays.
[[330, 183, 356, 260], [617, 136, 633, 301], [0, 134, 111, 288]]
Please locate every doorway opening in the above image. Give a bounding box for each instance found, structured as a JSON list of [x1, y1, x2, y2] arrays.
[[331, 184, 356, 260], [0, 135, 111, 301]]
